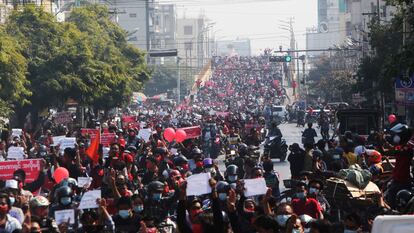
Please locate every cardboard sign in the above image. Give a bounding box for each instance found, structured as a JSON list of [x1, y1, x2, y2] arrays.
[[79, 190, 101, 209], [77, 177, 93, 188], [7, 147, 25, 160], [54, 209, 75, 225], [186, 173, 211, 196], [54, 111, 72, 124], [179, 126, 202, 139], [244, 178, 268, 197], [0, 159, 42, 183], [51, 136, 66, 146]]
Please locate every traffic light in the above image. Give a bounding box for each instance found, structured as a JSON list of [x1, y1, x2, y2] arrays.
[[269, 55, 292, 62]]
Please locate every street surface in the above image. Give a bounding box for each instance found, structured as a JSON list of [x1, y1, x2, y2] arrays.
[[217, 122, 325, 190]]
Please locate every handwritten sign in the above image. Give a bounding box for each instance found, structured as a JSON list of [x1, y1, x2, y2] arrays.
[[11, 129, 22, 137], [7, 147, 25, 160], [77, 177, 93, 188], [186, 173, 211, 196], [54, 111, 72, 125], [138, 129, 152, 142], [244, 178, 268, 197], [54, 209, 75, 225], [0, 159, 42, 183], [59, 137, 76, 151], [79, 190, 100, 209]]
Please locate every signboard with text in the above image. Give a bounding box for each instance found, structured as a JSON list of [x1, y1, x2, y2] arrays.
[[0, 159, 42, 183]]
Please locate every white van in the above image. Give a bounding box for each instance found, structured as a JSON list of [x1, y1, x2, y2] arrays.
[[271, 105, 287, 118]]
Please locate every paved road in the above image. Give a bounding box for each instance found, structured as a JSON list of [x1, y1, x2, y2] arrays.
[[217, 122, 325, 190]]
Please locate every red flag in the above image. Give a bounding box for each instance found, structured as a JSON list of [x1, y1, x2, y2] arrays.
[[86, 130, 100, 164]]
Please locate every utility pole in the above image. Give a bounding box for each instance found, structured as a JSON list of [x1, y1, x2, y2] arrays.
[[177, 57, 181, 104], [145, 0, 151, 63]]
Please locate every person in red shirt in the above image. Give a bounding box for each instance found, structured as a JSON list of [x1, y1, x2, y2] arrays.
[[291, 183, 323, 220]]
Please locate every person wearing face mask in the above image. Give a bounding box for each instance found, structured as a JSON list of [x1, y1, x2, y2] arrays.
[[285, 214, 305, 233], [29, 196, 60, 233], [113, 196, 141, 233], [131, 195, 145, 217], [0, 192, 21, 232], [49, 185, 79, 229], [143, 181, 178, 226], [225, 165, 239, 187], [216, 181, 230, 207], [173, 154, 190, 177], [291, 184, 323, 220], [274, 203, 294, 230], [4, 187, 24, 225], [307, 180, 330, 213]]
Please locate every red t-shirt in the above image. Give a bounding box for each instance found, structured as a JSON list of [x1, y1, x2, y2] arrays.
[[291, 198, 322, 219], [392, 146, 414, 183]]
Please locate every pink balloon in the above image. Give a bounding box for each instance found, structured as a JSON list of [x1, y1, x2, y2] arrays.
[[175, 129, 187, 143], [53, 167, 69, 184], [388, 114, 396, 123], [163, 127, 176, 142]]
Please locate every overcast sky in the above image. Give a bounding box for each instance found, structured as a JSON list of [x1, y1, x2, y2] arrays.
[[160, 0, 317, 55]]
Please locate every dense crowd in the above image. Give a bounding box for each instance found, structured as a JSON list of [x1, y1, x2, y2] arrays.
[[0, 55, 413, 233]]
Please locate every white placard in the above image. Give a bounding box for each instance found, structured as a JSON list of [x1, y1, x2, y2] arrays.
[[77, 177, 93, 188], [7, 147, 25, 160], [59, 137, 76, 151], [140, 122, 146, 129], [170, 148, 178, 155], [138, 129, 152, 142], [78, 190, 100, 209], [54, 209, 75, 225], [11, 129, 22, 137], [51, 136, 66, 146], [186, 173, 211, 196], [244, 178, 268, 197]]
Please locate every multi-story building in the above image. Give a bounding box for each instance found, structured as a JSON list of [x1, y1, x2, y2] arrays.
[[0, 0, 54, 23], [176, 17, 211, 70], [215, 38, 251, 57]]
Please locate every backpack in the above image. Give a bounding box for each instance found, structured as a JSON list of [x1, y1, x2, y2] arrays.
[[338, 164, 372, 189]]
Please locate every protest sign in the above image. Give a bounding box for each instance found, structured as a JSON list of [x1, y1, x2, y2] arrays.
[[11, 129, 22, 137], [80, 128, 99, 137], [79, 190, 101, 209], [100, 133, 116, 147], [138, 129, 152, 142], [121, 115, 139, 129], [244, 178, 268, 197], [0, 159, 42, 183], [77, 177, 93, 188], [178, 126, 202, 139], [7, 147, 25, 160], [59, 137, 76, 151], [51, 136, 66, 146], [186, 173, 211, 196], [54, 209, 75, 225], [54, 112, 72, 125]]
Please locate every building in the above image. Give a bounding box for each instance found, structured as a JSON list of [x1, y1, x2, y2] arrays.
[[0, 0, 54, 23], [176, 17, 211, 70], [215, 38, 251, 57]]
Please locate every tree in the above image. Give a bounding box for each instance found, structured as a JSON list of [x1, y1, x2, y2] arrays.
[[0, 26, 30, 118]]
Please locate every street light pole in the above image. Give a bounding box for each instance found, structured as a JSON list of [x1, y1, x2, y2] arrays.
[[177, 57, 181, 104]]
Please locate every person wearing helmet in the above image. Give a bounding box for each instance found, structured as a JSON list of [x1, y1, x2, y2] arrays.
[[173, 154, 189, 176], [366, 150, 383, 176], [386, 124, 413, 208], [216, 181, 231, 202], [204, 158, 223, 181], [189, 147, 204, 173], [49, 185, 79, 227], [225, 165, 239, 185], [226, 126, 241, 146], [396, 189, 414, 214], [143, 180, 178, 225], [126, 128, 140, 149], [30, 196, 59, 233]]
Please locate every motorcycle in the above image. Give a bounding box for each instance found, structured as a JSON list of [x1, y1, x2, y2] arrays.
[[263, 135, 288, 161]]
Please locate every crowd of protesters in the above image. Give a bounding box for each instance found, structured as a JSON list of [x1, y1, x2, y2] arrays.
[[0, 54, 412, 233]]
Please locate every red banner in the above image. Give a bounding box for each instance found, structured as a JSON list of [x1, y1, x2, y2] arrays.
[[122, 116, 139, 129], [179, 126, 202, 139], [100, 133, 116, 147], [81, 128, 99, 136], [0, 159, 42, 183]]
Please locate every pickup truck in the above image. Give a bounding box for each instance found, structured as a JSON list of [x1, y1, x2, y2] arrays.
[[336, 109, 381, 137]]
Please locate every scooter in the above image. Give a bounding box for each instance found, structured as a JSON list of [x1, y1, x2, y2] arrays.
[[263, 135, 288, 161]]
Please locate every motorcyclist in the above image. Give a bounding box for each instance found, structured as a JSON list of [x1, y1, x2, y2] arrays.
[[302, 123, 317, 146], [143, 181, 178, 225], [49, 185, 79, 228], [262, 160, 280, 198], [267, 121, 283, 138], [225, 165, 239, 188]]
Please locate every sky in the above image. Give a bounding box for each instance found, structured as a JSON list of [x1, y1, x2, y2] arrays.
[[160, 0, 318, 55]]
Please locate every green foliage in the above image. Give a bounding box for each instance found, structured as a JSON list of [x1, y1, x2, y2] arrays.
[[0, 26, 30, 117], [0, 4, 150, 120]]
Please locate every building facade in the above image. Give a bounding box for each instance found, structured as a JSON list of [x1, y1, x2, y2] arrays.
[[215, 38, 251, 57]]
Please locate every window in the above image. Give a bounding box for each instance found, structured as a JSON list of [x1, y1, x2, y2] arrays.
[[184, 25, 193, 35], [129, 13, 137, 18], [184, 42, 193, 50]]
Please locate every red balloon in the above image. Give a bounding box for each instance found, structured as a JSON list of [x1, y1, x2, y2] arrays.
[[163, 128, 176, 142], [175, 129, 187, 143], [53, 167, 69, 184], [388, 114, 397, 124]]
